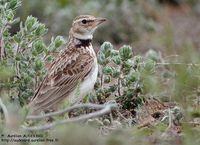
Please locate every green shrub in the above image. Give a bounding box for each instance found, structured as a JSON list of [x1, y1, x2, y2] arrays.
[[0, 0, 66, 106], [94, 42, 160, 115]]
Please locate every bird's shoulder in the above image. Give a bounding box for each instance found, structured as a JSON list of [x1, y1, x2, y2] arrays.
[[48, 44, 95, 81], [35, 44, 95, 95]]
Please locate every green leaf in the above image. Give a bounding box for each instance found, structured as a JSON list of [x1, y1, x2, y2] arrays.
[[8, 0, 18, 9], [97, 52, 108, 65], [127, 72, 139, 83], [119, 45, 133, 61], [54, 36, 65, 48], [111, 68, 120, 78], [35, 24, 47, 36], [32, 40, 46, 54], [122, 59, 133, 74], [34, 59, 43, 71], [23, 75, 32, 84], [100, 42, 113, 58], [103, 66, 113, 75], [7, 10, 14, 21], [48, 36, 65, 52], [31, 50, 37, 56], [111, 49, 119, 57], [108, 85, 117, 92], [111, 55, 121, 65], [133, 55, 142, 64], [124, 59, 133, 68], [25, 16, 37, 31], [13, 32, 22, 43], [46, 55, 53, 62], [15, 53, 21, 61]]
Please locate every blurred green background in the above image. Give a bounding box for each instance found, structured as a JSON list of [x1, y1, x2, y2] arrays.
[[14, 0, 200, 53]]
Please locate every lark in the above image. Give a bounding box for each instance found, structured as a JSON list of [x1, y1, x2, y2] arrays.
[[29, 15, 106, 115]]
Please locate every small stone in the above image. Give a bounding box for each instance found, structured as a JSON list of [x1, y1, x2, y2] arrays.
[[103, 119, 110, 126]]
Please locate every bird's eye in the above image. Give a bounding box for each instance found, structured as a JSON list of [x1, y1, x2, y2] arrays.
[[81, 19, 87, 24]]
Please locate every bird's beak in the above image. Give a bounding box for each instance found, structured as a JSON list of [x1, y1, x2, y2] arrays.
[[95, 17, 107, 25]]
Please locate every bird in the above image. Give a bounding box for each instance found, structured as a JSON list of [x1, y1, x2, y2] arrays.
[[29, 15, 106, 115]]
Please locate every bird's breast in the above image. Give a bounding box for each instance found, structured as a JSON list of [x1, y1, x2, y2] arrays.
[[67, 45, 98, 104], [79, 44, 97, 96], [79, 60, 98, 96]]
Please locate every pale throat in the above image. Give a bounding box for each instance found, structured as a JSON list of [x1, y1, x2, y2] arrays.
[[70, 27, 94, 40], [73, 32, 93, 40]]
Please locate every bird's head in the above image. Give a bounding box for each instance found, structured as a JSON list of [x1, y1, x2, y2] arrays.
[[70, 15, 106, 40]]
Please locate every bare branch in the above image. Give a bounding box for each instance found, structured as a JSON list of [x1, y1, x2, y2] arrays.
[[138, 62, 200, 66], [0, 98, 11, 126], [27, 103, 115, 120], [22, 103, 117, 131], [156, 62, 200, 66]]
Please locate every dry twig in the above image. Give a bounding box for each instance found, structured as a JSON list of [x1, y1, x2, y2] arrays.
[[23, 103, 118, 131], [27, 103, 116, 120]]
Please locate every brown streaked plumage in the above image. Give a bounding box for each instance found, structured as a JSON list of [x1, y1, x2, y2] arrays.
[[29, 15, 106, 115]]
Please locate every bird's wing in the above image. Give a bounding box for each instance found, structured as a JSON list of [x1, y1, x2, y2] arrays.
[[29, 47, 95, 113]]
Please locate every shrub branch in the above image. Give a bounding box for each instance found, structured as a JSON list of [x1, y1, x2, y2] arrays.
[[27, 103, 116, 120], [23, 103, 118, 131]]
